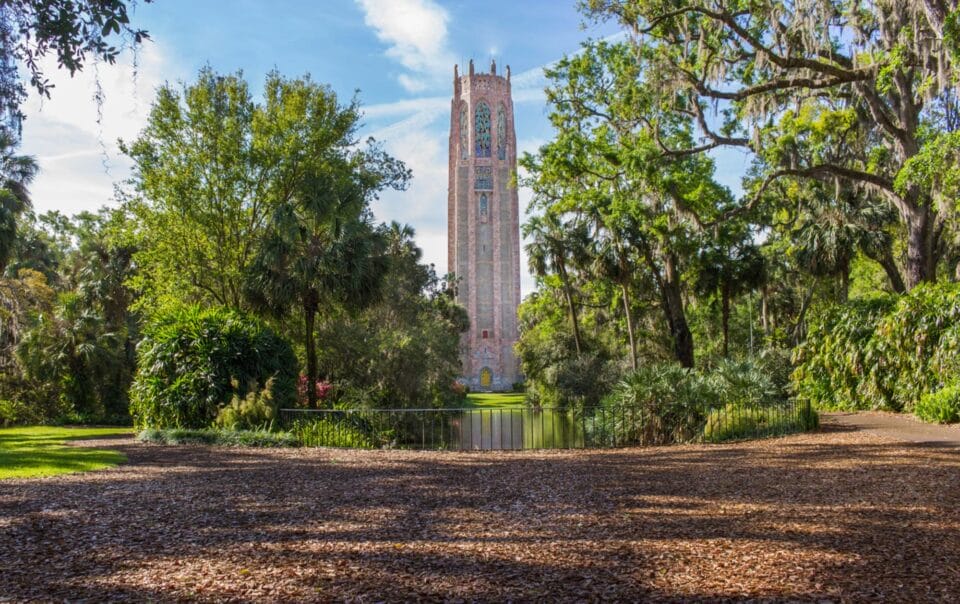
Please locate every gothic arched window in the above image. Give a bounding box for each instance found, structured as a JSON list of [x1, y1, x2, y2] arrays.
[[497, 105, 507, 160], [479, 193, 488, 221], [459, 104, 469, 159], [475, 102, 491, 157]]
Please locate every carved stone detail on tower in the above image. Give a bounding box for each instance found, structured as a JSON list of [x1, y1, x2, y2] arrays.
[[448, 61, 522, 390]]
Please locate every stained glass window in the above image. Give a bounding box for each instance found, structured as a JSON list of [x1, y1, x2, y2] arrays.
[[473, 166, 493, 191], [475, 166, 492, 190], [479, 193, 488, 219], [459, 104, 469, 159], [497, 105, 507, 160], [475, 102, 491, 157]]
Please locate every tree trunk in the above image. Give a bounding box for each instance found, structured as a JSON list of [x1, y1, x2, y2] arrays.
[[905, 207, 936, 289], [760, 285, 770, 334], [663, 255, 694, 368], [304, 302, 318, 408], [874, 248, 906, 294], [721, 282, 730, 358], [559, 266, 582, 355], [921, 0, 954, 35], [621, 283, 638, 371], [839, 265, 849, 303]]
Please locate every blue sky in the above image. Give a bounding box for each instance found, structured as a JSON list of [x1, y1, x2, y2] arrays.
[[19, 0, 747, 295]]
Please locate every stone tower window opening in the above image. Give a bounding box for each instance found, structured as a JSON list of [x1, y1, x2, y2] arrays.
[[478, 192, 489, 222], [475, 101, 492, 157], [482, 330, 488, 339], [459, 103, 469, 159], [497, 104, 507, 160], [475, 166, 492, 190]]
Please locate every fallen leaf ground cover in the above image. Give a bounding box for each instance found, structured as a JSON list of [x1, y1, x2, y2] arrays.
[[1, 420, 958, 601], [0, 426, 131, 480]]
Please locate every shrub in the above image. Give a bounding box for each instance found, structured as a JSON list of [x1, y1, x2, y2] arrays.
[[706, 358, 784, 408], [702, 404, 764, 441], [601, 359, 810, 445], [137, 427, 297, 447], [291, 418, 374, 448], [702, 403, 818, 442], [130, 306, 297, 429], [214, 379, 277, 431], [793, 283, 960, 412], [915, 384, 960, 424], [0, 399, 40, 427], [792, 295, 896, 411], [602, 365, 715, 444], [296, 375, 333, 406]]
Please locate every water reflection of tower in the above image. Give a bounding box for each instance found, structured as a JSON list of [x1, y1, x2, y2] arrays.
[[447, 59, 521, 391]]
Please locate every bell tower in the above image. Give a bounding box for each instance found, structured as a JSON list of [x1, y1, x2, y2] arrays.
[[448, 59, 521, 391]]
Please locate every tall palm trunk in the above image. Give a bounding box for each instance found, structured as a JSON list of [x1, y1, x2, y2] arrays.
[[621, 282, 638, 371], [721, 282, 730, 358], [557, 264, 582, 355], [303, 293, 319, 408]]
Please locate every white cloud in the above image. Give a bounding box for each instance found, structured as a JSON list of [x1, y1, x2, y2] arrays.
[[367, 108, 449, 274], [355, 0, 455, 92], [18, 42, 177, 216]]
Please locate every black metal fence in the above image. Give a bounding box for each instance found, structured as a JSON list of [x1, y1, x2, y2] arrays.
[[279, 399, 815, 451]]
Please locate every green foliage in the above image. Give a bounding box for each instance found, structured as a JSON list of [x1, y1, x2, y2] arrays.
[[915, 384, 960, 424], [794, 283, 960, 412], [0, 0, 150, 127], [792, 296, 897, 410], [0, 127, 38, 272], [0, 398, 39, 427], [702, 404, 818, 443], [312, 224, 466, 409], [605, 364, 713, 444], [290, 419, 373, 448], [130, 306, 297, 429], [602, 356, 807, 444], [516, 289, 621, 408], [213, 378, 277, 431], [3, 209, 140, 425], [138, 427, 296, 447]]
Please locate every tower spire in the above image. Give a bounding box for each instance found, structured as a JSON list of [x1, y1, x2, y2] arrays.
[[447, 58, 521, 391]]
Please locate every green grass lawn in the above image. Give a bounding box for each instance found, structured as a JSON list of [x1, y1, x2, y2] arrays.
[[0, 426, 132, 480], [464, 392, 526, 408]]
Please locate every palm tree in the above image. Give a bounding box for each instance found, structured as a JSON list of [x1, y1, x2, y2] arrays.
[[0, 127, 38, 273], [524, 212, 586, 355], [792, 187, 904, 300], [245, 170, 387, 407], [589, 209, 642, 370], [695, 234, 766, 358]]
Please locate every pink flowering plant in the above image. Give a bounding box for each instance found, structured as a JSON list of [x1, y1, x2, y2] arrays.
[[297, 375, 332, 406]]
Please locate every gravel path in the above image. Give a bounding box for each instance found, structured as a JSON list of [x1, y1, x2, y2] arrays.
[[1, 424, 959, 602], [825, 411, 960, 445]]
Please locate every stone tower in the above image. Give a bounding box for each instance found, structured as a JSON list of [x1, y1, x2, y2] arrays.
[[448, 59, 521, 391]]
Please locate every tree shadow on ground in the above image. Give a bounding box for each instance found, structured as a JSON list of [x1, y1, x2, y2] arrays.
[[1, 425, 958, 601]]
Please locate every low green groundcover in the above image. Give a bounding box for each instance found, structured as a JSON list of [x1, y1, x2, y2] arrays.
[[138, 428, 297, 447], [0, 426, 131, 479]]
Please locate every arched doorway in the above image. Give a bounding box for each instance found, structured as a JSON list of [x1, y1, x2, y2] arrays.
[[479, 367, 492, 389]]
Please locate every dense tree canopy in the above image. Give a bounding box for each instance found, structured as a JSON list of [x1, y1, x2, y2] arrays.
[[583, 0, 959, 288], [0, 0, 151, 129]]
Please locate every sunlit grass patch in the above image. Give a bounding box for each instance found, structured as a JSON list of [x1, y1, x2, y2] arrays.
[[0, 426, 131, 479], [464, 392, 526, 408]]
